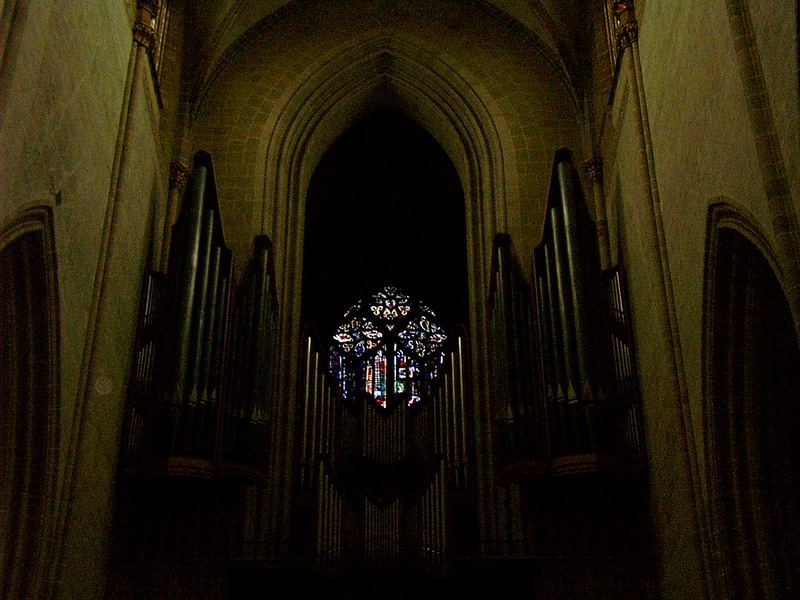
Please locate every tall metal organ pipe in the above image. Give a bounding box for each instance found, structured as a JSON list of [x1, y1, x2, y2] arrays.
[[534, 149, 612, 456], [162, 152, 231, 455]]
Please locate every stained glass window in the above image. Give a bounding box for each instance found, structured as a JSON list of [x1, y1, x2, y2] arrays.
[[330, 286, 447, 409]]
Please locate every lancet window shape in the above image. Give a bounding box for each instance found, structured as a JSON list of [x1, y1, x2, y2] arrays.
[[330, 286, 447, 409]]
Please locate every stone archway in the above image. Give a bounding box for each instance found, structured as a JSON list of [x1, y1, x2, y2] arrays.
[[188, 0, 583, 552], [254, 36, 513, 551], [0, 207, 60, 600], [703, 202, 800, 598]]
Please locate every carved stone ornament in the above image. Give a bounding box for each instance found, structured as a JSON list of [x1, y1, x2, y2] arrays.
[[169, 160, 191, 190], [610, 1, 635, 22], [583, 156, 604, 184], [616, 20, 638, 51], [133, 1, 158, 51], [133, 21, 155, 51], [611, 1, 638, 50]]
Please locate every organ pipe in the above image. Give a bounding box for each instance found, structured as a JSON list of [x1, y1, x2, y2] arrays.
[[489, 234, 546, 465], [486, 150, 647, 469], [548, 206, 580, 405]]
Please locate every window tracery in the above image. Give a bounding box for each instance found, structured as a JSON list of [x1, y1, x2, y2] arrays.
[[329, 286, 447, 410]]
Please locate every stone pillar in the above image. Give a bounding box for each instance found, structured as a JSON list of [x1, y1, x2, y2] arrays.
[[160, 159, 190, 271], [583, 156, 611, 270], [612, 1, 711, 597], [51, 2, 163, 597]]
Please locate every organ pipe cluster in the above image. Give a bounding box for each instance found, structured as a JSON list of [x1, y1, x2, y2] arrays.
[[297, 330, 340, 491], [603, 267, 645, 462], [423, 332, 471, 488], [158, 150, 232, 457], [122, 151, 280, 472], [490, 149, 645, 472], [316, 461, 346, 570], [225, 235, 279, 466], [124, 269, 168, 461], [295, 326, 471, 570], [534, 150, 611, 457], [489, 235, 548, 465], [418, 460, 448, 570], [364, 498, 402, 563]]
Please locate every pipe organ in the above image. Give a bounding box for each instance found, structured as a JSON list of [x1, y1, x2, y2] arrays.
[[116, 153, 282, 568], [489, 234, 547, 469], [164, 149, 232, 458], [295, 321, 471, 572], [603, 266, 645, 462], [123, 151, 233, 468], [114, 148, 648, 589], [123, 268, 168, 464], [122, 151, 280, 476], [491, 149, 645, 478]]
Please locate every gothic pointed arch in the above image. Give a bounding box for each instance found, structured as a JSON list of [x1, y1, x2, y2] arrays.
[[0, 206, 61, 600], [702, 201, 800, 598], [188, 0, 584, 553]]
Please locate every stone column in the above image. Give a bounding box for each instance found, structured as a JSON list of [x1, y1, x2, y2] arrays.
[[160, 159, 190, 271], [612, 1, 711, 597], [583, 156, 611, 270], [51, 2, 163, 597]]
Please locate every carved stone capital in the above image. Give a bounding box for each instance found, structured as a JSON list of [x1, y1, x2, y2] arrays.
[[610, 0, 635, 22], [611, 1, 638, 51], [169, 160, 191, 190], [583, 156, 604, 184], [133, 21, 155, 51], [133, 1, 158, 51], [616, 21, 639, 51]]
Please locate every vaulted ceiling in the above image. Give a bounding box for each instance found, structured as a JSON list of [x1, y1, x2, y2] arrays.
[[181, 0, 591, 290], [185, 0, 589, 110]]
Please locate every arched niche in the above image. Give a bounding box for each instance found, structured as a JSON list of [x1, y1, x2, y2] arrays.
[[0, 206, 60, 600], [703, 202, 800, 598]]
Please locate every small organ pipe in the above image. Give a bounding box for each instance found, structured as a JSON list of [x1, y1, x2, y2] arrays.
[[198, 244, 221, 402], [253, 243, 271, 417], [449, 355, 457, 465], [210, 266, 229, 397], [310, 351, 319, 463], [316, 461, 325, 563], [457, 337, 468, 483], [301, 337, 312, 485]]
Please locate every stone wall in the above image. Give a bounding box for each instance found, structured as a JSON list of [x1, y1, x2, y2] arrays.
[[0, 1, 169, 596], [597, 1, 799, 598]]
